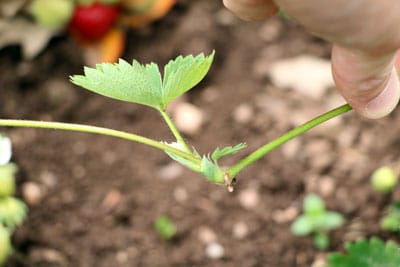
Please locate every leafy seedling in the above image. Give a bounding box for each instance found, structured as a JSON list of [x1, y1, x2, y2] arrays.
[[291, 193, 344, 250], [155, 215, 177, 240], [325, 237, 400, 267], [371, 166, 398, 193], [0, 52, 353, 191], [381, 201, 400, 233]]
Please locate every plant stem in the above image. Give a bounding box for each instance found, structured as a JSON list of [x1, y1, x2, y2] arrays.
[[227, 104, 352, 178], [0, 119, 201, 164], [159, 110, 192, 153]]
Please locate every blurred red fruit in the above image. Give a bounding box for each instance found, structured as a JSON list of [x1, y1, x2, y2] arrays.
[[69, 2, 120, 41]]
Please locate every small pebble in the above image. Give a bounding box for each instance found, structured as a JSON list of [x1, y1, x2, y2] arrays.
[[232, 104, 254, 124], [238, 188, 260, 210], [272, 207, 299, 223], [116, 251, 129, 263], [22, 182, 43, 205], [205, 242, 225, 259], [39, 170, 57, 188], [232, 221, 249, 239], [173, 186, 188, 203], [173, 102, 204, 135], [311, 254, 327, 267], [317, 176, 335, 197], [158, 163, 184, 180], [102, 189, 122, 211], [197, 226, 217, 244]]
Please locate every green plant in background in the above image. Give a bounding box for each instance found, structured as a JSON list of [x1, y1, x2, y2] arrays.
[[0, 134, 28, 265], [380, 201, 400, 233], [325, 237, 400, 267], [291, 194, 344, 250], [154, 215, 177, 240], [371, 166, 398, 193], [0, 52, 353, 192]]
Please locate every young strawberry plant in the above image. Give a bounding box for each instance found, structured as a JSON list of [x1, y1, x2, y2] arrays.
[[0, 52, 353, 191], [0, 134, 28, 265], [291, 194, 344, 250], [325, 237, 400, 267]]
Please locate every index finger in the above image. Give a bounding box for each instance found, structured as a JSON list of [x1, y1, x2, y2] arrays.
[[223, 0, 278, 21]]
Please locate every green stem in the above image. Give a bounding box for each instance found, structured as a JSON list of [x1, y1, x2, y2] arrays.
[[227, 104, 352, 178], [159, 110, 192, 153], [0, 119, 201, 164]]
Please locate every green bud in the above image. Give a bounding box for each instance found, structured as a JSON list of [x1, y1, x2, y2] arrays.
[[0, 163, 17, 198], [28, 0, 74, 28], [0, 225, 11, 264], [371, 166, 398, 193]]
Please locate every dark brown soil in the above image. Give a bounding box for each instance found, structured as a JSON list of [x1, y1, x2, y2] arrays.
[[1, 1, 400, 266]]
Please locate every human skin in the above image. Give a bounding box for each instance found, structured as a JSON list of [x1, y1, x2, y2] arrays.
[[223, 0, 400, 119]]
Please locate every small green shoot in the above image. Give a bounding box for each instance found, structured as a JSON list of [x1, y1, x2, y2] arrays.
[[155, 215, 177, 240], [325, 237, 400, 267], [291, 193, 344, 250], [371, 166, 398, 193], [380, 201, 400, 232]]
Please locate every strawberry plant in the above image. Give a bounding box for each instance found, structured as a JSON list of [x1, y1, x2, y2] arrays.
[[0, 52, 352, 191], [325, 237, 400, 267], [291, 194, 344, 250]]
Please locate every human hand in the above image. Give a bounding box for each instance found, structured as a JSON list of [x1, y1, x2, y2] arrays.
[[223, 0, 400, 119]]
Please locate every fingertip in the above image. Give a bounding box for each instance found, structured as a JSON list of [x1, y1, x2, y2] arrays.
[[364, 69, 400, 119], [223, 0, 278, 21]]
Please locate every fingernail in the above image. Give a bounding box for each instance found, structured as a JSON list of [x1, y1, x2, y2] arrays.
[[365, 70, 400, 119]]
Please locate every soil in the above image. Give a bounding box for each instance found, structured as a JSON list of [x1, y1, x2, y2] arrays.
[[1, 1, 400, 267]]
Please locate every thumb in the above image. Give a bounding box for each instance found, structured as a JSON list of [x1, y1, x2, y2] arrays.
[[332, 46, 400, 119]]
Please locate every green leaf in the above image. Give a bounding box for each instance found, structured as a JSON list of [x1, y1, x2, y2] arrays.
[[326, 237, 400, 267], [71, 59, 164, 109], [211, 143, 247, 162], [154, 215, 177, 240], [304, 194, 325, 216], [314, 232, 330, 250], [0, 163, 17, 198], [291, 215, 313, 236], [319, 212, 344, 230], [0, 224, 11, 265], [0, 197, 28, 231], [163, 51, 215, 108], [201, 156, 224, 184], [163, 142, 201, 172], [71, 52, 215, 111]]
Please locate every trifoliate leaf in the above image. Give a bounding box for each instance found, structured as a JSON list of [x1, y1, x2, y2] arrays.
[[163, 51, 214, 107], [291, 215, 313, 236], [211, 143, 247, 162], [0, 197, 28, 231], [201, 156, 224, 184], [71, 52, 214, 111], [326, 238, 400, 267], [163, 142, 201, 172]]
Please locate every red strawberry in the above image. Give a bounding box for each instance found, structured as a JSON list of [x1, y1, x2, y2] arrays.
[[69, 2, 120, 41]]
